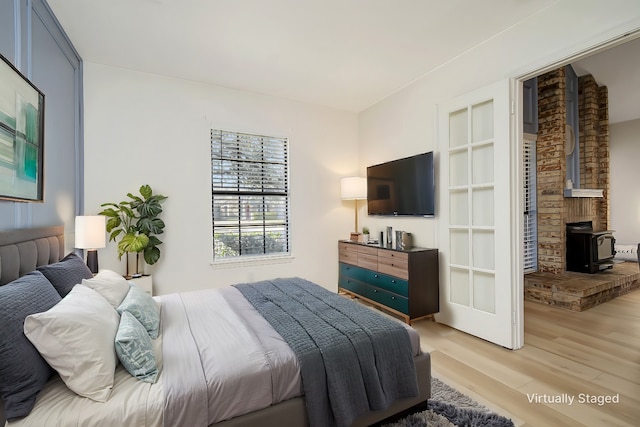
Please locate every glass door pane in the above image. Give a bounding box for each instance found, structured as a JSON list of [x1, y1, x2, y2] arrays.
[[448, 100, 496, 316]]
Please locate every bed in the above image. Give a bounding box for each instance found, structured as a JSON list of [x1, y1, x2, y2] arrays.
[[0, 226, 431, 427]]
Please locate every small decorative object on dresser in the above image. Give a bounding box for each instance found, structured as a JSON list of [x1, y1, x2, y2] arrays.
[[338, 240, 439, 324], [395, 230, 413, 250], [361, 227, 370, 243]]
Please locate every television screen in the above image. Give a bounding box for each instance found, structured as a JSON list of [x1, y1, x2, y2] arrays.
[[366, 152, 435, 217]]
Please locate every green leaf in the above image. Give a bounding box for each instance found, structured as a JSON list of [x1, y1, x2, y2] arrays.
[[105, 216, 122, 233], [99, 203, 120, 210], [138, 217, 165, 235], [117, 233, 149, 256], [148, 235, 162, 246], [120, 205, 136, 218], [108, 229, 123, 243], [143, 246, 160, 265], [139, 185, 152, 200], [150, 194, 168, 203], [98, 208, 119, 218], [137, 198, 162, 217]]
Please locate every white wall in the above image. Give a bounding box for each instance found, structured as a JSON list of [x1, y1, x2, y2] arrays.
[[83, 63, 358, 295], [358, 0, 640, 251], [610, 118, 640, 242], [82, 1, 640, 296]]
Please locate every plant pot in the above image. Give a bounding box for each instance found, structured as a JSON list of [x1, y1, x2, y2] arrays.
[[125, 252, 144, 278]]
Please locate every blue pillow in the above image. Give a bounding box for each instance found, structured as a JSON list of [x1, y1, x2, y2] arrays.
[[37, 252, 93, 297], [117, 285, 160, 339], [115, 311, 158, 383], [0, 271, 61, 420]]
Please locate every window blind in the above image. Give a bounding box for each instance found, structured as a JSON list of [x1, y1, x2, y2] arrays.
[[523, 137, 537, 273], [211, 129, 289, 259]]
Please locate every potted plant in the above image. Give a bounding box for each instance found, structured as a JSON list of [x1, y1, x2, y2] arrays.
[[362, 227, 370, 243], [99, 185, 168, 276]]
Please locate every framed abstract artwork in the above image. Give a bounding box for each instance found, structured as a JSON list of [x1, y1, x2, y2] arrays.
[[0, 52, 45, 202]]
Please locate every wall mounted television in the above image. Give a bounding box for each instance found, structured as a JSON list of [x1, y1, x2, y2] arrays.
[[367, 151, 435, 217]]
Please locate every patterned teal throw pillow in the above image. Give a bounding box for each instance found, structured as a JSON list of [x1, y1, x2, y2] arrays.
[[115, 311, 158, 383], [117, 285, 160, 339]]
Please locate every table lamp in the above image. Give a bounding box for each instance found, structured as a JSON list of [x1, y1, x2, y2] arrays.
[[340, 176, 367, 241], [75, 215, 106, 274]]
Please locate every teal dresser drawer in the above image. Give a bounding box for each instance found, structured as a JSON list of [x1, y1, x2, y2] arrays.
[[339, 262, 368, 282], [366, 271, 408, 297], [339, 277, 367, 296], [366, 286, 409, 315]]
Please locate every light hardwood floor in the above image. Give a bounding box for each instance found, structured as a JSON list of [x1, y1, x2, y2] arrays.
[[410, 288, 640, 427]]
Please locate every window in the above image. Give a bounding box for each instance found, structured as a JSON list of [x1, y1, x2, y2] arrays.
[[211, 129, 289, 260]]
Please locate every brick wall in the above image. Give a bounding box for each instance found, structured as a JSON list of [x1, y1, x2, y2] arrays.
[[536, 68, 567, 274], [597, 85, 610, 230], [536, 68, 609, 274]]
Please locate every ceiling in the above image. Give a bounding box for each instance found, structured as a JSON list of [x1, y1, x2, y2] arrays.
[[48, 0, 638, 122], [572, 36, 640, 124]]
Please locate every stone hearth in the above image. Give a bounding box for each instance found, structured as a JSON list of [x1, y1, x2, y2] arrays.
[[524, 262, 639, 311]]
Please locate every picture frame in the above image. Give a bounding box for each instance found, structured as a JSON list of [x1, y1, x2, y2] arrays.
[[0, 52, 45, 202]]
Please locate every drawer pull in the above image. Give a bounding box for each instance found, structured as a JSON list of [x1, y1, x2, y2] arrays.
[[373, 289, 378, 293], [391, 280, 396, 284], [391, 296, 395, 300], [374, 274, 379, 278]]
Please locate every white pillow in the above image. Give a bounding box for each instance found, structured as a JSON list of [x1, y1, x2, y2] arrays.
[[614, 244, 639, 262], [82, 269, 131, 308], [24, 284, 120, 402]]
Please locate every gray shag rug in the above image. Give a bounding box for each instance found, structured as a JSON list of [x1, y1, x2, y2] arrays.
[[382, 378, 515, 427]]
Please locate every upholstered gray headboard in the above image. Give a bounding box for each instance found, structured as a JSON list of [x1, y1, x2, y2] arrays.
[[0, 226, 65, 286], [0, 226, 65, 424]]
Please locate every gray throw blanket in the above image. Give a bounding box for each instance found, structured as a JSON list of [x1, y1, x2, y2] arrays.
[[234, 278, 418, 427]]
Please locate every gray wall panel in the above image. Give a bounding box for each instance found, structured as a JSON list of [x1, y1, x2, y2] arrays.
[[0, 1, 17, 226], [0, 0, 81, 235], [0, 1, 15, 62], [31, 9, 77, 227]]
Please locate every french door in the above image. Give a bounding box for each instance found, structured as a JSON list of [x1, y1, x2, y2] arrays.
[[437, 80, 522, 349]]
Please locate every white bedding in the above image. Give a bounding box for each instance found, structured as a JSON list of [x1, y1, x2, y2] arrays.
[[6, 288, 304, 427], [161, 287, 303, 426], [6, 330, 165, 427], [6, 287, 422, 427]]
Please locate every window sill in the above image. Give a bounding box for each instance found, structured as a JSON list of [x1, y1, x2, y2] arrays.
[[211, 253, 295, 269]]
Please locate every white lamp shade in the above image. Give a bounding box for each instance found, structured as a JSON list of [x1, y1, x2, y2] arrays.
[[75, 216, 106, 249], [340, 177, 367, 200]]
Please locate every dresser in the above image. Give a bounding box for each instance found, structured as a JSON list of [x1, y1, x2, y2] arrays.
[[338, 240, 439, 324]]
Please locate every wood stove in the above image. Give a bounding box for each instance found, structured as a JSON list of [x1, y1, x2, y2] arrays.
[[566, 221, 615, 273]]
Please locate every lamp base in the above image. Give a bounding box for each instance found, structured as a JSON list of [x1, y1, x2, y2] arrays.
[[86, 250, 98, 274]]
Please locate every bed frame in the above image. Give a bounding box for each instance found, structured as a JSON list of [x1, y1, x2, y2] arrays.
[[0, 226, 431, 427]]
